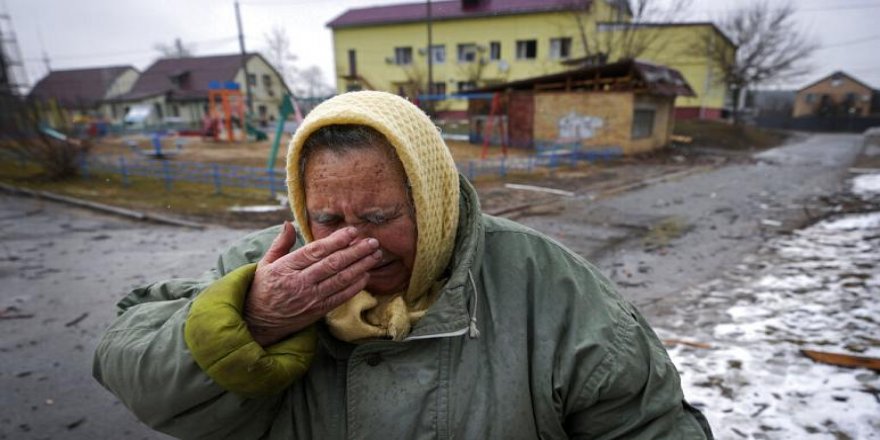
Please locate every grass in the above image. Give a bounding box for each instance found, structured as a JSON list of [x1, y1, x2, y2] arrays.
[[675, 120, 788, 151], [0, 159, 291, 228]]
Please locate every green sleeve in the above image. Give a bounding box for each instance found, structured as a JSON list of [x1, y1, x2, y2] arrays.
[[565, 304, 714, 439], [92, 225, 313, 439], [185, 263, 316, 398]]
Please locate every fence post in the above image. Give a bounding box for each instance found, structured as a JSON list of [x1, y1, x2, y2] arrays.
[[267, 168, 276, 199], [162, 160, 173, 191], [79, 155, 90, 179], [212, 164, 222, 194], [118, 156, 129, 187]]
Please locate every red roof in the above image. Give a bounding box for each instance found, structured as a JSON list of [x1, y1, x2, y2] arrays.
[[28, 66, 135, 108], [116, 53, 259, 102], [327, 0, 593, 28]]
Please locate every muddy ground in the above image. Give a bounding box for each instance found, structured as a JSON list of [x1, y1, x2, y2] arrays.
[[0, 132, 872, 439]]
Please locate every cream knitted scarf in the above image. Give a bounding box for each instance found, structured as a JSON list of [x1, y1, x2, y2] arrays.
[[287, 91, 460, 342]]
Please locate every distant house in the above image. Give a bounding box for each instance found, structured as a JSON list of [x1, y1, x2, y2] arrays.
[[111, 53, 290, 128], [467, 59, 695, 154], [28, 66, 139, 123], [793, 71, 876, 117]]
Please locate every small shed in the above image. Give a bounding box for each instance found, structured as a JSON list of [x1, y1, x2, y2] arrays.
[[467, 59, 695, 155]]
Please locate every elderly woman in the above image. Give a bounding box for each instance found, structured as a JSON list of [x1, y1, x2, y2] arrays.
[[94, 91, 712, 439]]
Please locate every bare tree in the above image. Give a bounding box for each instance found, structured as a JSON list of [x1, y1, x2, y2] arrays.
[[263, 26, 298, 91], [296, 66, 335, 98], [698, 2, 817, 123], [568, 0, 691, 64], [153, 38, 194, 58]]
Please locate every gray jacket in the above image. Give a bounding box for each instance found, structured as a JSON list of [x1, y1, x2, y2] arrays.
[[94, 178, 712, 439]]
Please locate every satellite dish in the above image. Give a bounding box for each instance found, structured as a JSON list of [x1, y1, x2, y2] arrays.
[[498, 60, 509, 72]]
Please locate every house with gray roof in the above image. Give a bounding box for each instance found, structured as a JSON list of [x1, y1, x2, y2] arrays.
[[28, 65, 139, 123], [111, 53, 290, 128]]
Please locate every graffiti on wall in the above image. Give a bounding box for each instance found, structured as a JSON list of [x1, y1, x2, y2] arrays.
[[558, 111, 605, 141]]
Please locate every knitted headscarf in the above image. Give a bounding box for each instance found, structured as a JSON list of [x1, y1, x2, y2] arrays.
[[287, 91, 460, 342]]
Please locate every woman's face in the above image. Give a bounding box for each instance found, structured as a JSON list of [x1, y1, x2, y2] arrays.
[[303, 146, 417, 296]]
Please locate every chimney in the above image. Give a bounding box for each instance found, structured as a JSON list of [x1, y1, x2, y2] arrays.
[[462, 0, 486, 10]]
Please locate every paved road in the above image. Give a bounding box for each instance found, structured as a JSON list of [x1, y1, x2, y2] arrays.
[[516, 133, 864, 315], [0, 197, 242, 440], [0, 133, 865, 439]]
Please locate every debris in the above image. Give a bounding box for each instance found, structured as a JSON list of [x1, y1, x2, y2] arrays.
[[65, 418, 86, 430], [64, 312, 89, 327], [504, 183, 575, 197], [800, 349, 880, 371], [670, 134, 693, 144], [663, 338, 712, 349], [750, 403, 769, 417], [0, 306, 33, 320]]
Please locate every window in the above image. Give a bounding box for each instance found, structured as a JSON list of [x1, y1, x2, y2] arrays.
[[631, 109, 655, 139], [457, 81, 476, 93], [394, 47, 413, 65], [348, 50, 357, 76], [430, 45, 445, 64], [262, 74, 272, 88], [430, 82, 446, 95], [489, 41, 501, 60], [516, 40, 537, 60], [171, 104, 180, 117], [805, 93, 815, 103], [154, 102, 164, 120], [458, 43, 478, 63], [247, 74, 257, 86], [549, 37, 572, 59]]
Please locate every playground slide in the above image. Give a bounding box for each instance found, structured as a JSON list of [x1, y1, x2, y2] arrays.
[[245, 121, 269, 141]]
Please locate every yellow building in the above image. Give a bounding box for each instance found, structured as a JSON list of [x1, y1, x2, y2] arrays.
[[328, 0, 735, 120]]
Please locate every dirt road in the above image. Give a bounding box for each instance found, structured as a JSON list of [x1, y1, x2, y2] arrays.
[[0, 133, 866, 439]]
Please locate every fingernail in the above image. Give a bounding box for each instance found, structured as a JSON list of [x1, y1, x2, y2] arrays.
[[345, 226, 357, 237], [367, 238, 379, 247], [372, 250, 382, 259]]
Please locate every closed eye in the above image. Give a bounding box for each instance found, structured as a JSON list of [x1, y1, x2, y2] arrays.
[[311, 212, 342, 226]]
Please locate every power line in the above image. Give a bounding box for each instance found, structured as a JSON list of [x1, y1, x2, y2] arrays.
[[22, 36, 239, 63], [818, 35, 880, 50]]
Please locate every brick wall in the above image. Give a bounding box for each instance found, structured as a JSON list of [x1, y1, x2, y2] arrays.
[[794, 75, 874, 117]]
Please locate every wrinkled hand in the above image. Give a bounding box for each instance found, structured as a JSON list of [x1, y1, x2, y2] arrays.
[[244, 222, 381, 346]]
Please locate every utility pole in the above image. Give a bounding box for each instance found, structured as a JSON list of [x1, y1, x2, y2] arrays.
[[235, 0, 254, 114], [426, 0, 433, 114]]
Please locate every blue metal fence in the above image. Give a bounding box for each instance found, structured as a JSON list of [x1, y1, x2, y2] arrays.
[[6, 141, 621, 196]]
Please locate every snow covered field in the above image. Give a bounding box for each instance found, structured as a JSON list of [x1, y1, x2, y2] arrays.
[[659, 174, 880, 439]]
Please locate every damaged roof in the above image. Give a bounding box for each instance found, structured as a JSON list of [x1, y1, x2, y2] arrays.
[[469, 59, 696, 97]]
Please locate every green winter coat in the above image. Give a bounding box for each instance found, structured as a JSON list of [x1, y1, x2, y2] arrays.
[[93, 177, 713, 439]]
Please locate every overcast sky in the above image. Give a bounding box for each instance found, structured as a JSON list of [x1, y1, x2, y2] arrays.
[[3, 0, 880, 92]]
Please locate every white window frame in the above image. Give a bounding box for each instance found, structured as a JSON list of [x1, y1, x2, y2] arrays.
[[458, 43, 478, 63], [394, 47, 413, 65], [516, 40, 537, 60], [430, 45, 446, 64], [549, 37, 572, 59]]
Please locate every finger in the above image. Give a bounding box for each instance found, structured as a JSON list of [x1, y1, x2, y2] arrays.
[[301, 239, 381, 283], [282, 226, 358, 270], [314, 249, 382, 295], [316, 273, 370, 314], [260, 221, 297, 265]]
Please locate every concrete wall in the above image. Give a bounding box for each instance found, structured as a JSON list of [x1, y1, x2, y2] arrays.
[[532, 91, 674, 154]]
